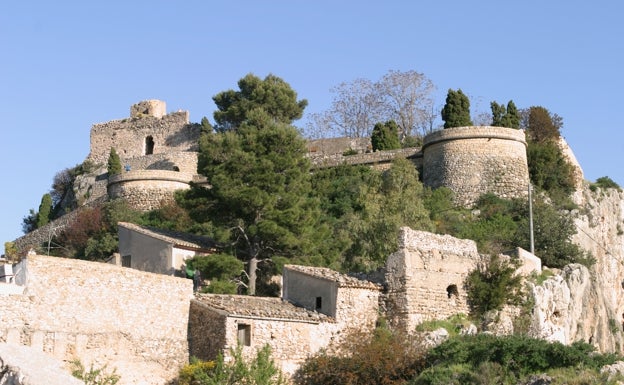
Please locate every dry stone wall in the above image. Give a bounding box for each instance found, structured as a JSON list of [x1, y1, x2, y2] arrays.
[[422, 126, 529, 207], [0, 255, 193, 385]]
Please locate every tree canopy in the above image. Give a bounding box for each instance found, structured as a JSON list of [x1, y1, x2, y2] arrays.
[[490, 100, 519, 128], [306, 70, 436, 139], [107, 147, 122, 175], [184, 107, 323, 295], [441, 89, 472, 128], [371, 120, 401, 151], [212, 73, 308, 132]]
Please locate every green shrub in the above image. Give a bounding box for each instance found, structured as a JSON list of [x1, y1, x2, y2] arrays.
[[590, 176, 621, 192], [465, 254, 524, 319], [415, 314, 471, 337], [294, 325, 426, 385], [178, 345, 285, 385], [70, 359, 120, 385], [425, 334, 620, 379]]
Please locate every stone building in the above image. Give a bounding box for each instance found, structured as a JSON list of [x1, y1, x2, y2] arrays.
[[0, 254, 193, 385], [189, 264, 382, 375], [116, 222, 215, 276]]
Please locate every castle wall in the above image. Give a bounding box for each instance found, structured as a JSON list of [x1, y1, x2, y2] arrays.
[[422, 126, 529, 207], [88, 110, 199, 165], [107, 170, 195, 211], [0, 254, 193, 384], [384, 228, 483, 332]]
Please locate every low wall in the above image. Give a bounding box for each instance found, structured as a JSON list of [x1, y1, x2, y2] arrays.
[[0, 255, 193, 384]]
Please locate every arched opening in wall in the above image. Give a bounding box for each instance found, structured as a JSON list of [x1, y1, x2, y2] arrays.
[[145, 136, 154, 155], [172, 166, 180, 172], [446, 284, 459, 299]]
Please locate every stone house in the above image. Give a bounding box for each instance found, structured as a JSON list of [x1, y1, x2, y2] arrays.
[[116, 221, 215, 276], [189, 265, 382, 375]]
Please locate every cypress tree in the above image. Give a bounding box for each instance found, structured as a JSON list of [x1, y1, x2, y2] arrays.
[[371, 120, 401, 151], [36, 193, 53, 228], [107, 148, 122, 175], [441, 89, 472, 128]]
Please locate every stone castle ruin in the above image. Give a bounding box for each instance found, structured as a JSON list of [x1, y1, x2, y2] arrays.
[[13, 100, 531, 254]]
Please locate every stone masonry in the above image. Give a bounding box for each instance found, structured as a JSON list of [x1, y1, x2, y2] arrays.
[[385, 227, 484, 332], [88, 100, 200, 165], [422, 126, 529, 207], [0, 254, 193, 385]]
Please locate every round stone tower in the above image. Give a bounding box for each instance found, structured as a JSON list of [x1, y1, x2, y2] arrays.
[[422, 126, 529, 207]]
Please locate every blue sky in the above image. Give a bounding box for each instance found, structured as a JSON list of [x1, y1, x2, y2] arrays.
[[2, 1, 623, 254]]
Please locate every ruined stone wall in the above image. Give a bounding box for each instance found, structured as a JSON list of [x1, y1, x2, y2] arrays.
[[307, 137, 371, 155], [309, 147, 422, 171], [0, 255, 193, 384], [88, 110, 199, 165], [107, 170, 194, 211], [422, 126, 529, 207], [335, 286, 380, 330], [384, 228, 483, 332], [188, 300, 227, 362]]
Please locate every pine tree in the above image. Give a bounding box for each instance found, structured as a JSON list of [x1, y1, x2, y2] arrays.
[[441, 89, 472, 128]]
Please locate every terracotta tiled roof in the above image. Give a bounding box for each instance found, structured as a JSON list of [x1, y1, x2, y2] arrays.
[[195, 294, 334, 323], [284, 265, 382, 290], [118, 222, 215, 251]]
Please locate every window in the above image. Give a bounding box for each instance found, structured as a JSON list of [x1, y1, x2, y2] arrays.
[[446, 284, 459, 299], [315, 297, 322, 310], [237, 323, 251, 346], [145, 136, 154, 155], [121, 255, 131, 268]]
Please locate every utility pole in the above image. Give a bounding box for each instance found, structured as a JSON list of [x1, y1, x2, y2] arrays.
[[528, 182, 535, 254]]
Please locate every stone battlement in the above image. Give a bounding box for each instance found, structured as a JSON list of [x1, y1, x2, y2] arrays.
[[422, 126, 529, 206]]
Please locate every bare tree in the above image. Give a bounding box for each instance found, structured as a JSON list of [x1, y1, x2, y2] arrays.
[[305, 70, 436, 139], [376, 70, 435, 139]]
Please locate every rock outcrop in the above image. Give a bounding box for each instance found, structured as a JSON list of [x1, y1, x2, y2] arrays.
[[529, 184, 624, 353]]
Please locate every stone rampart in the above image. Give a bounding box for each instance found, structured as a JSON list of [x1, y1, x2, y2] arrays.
[[0, 254, 193, 384], [309, 147, 422, 171], [307, 137, 371, 155], [107, 170, 195, 211], [88, 110, 199, 165], [422, 126, 529, 207]]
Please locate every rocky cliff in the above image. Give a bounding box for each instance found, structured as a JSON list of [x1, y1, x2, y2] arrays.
[[530, 183, 624, 353]]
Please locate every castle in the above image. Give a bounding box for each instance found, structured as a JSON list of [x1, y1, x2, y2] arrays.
[[13, 100, 531, 254]]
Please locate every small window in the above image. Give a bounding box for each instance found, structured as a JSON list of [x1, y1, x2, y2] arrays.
[[145, 136, 154, 155], [122, 255, 131, 268], [446, 284, 459, 299], [315, 297, 322, 310], [237, 324, 251, 346]]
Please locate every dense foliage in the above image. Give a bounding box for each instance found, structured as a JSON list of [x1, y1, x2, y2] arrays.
[[441, 89, 472, 128], [464, 254, 524, 318], [371, 120, 401, 151], [490, 100, 520, 128], [212, 73, 307, 132], [416, 334, 620, 384], [295, 325, 426, 385], [36, 193, 53, 228], [591, 176, 621, 192]]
